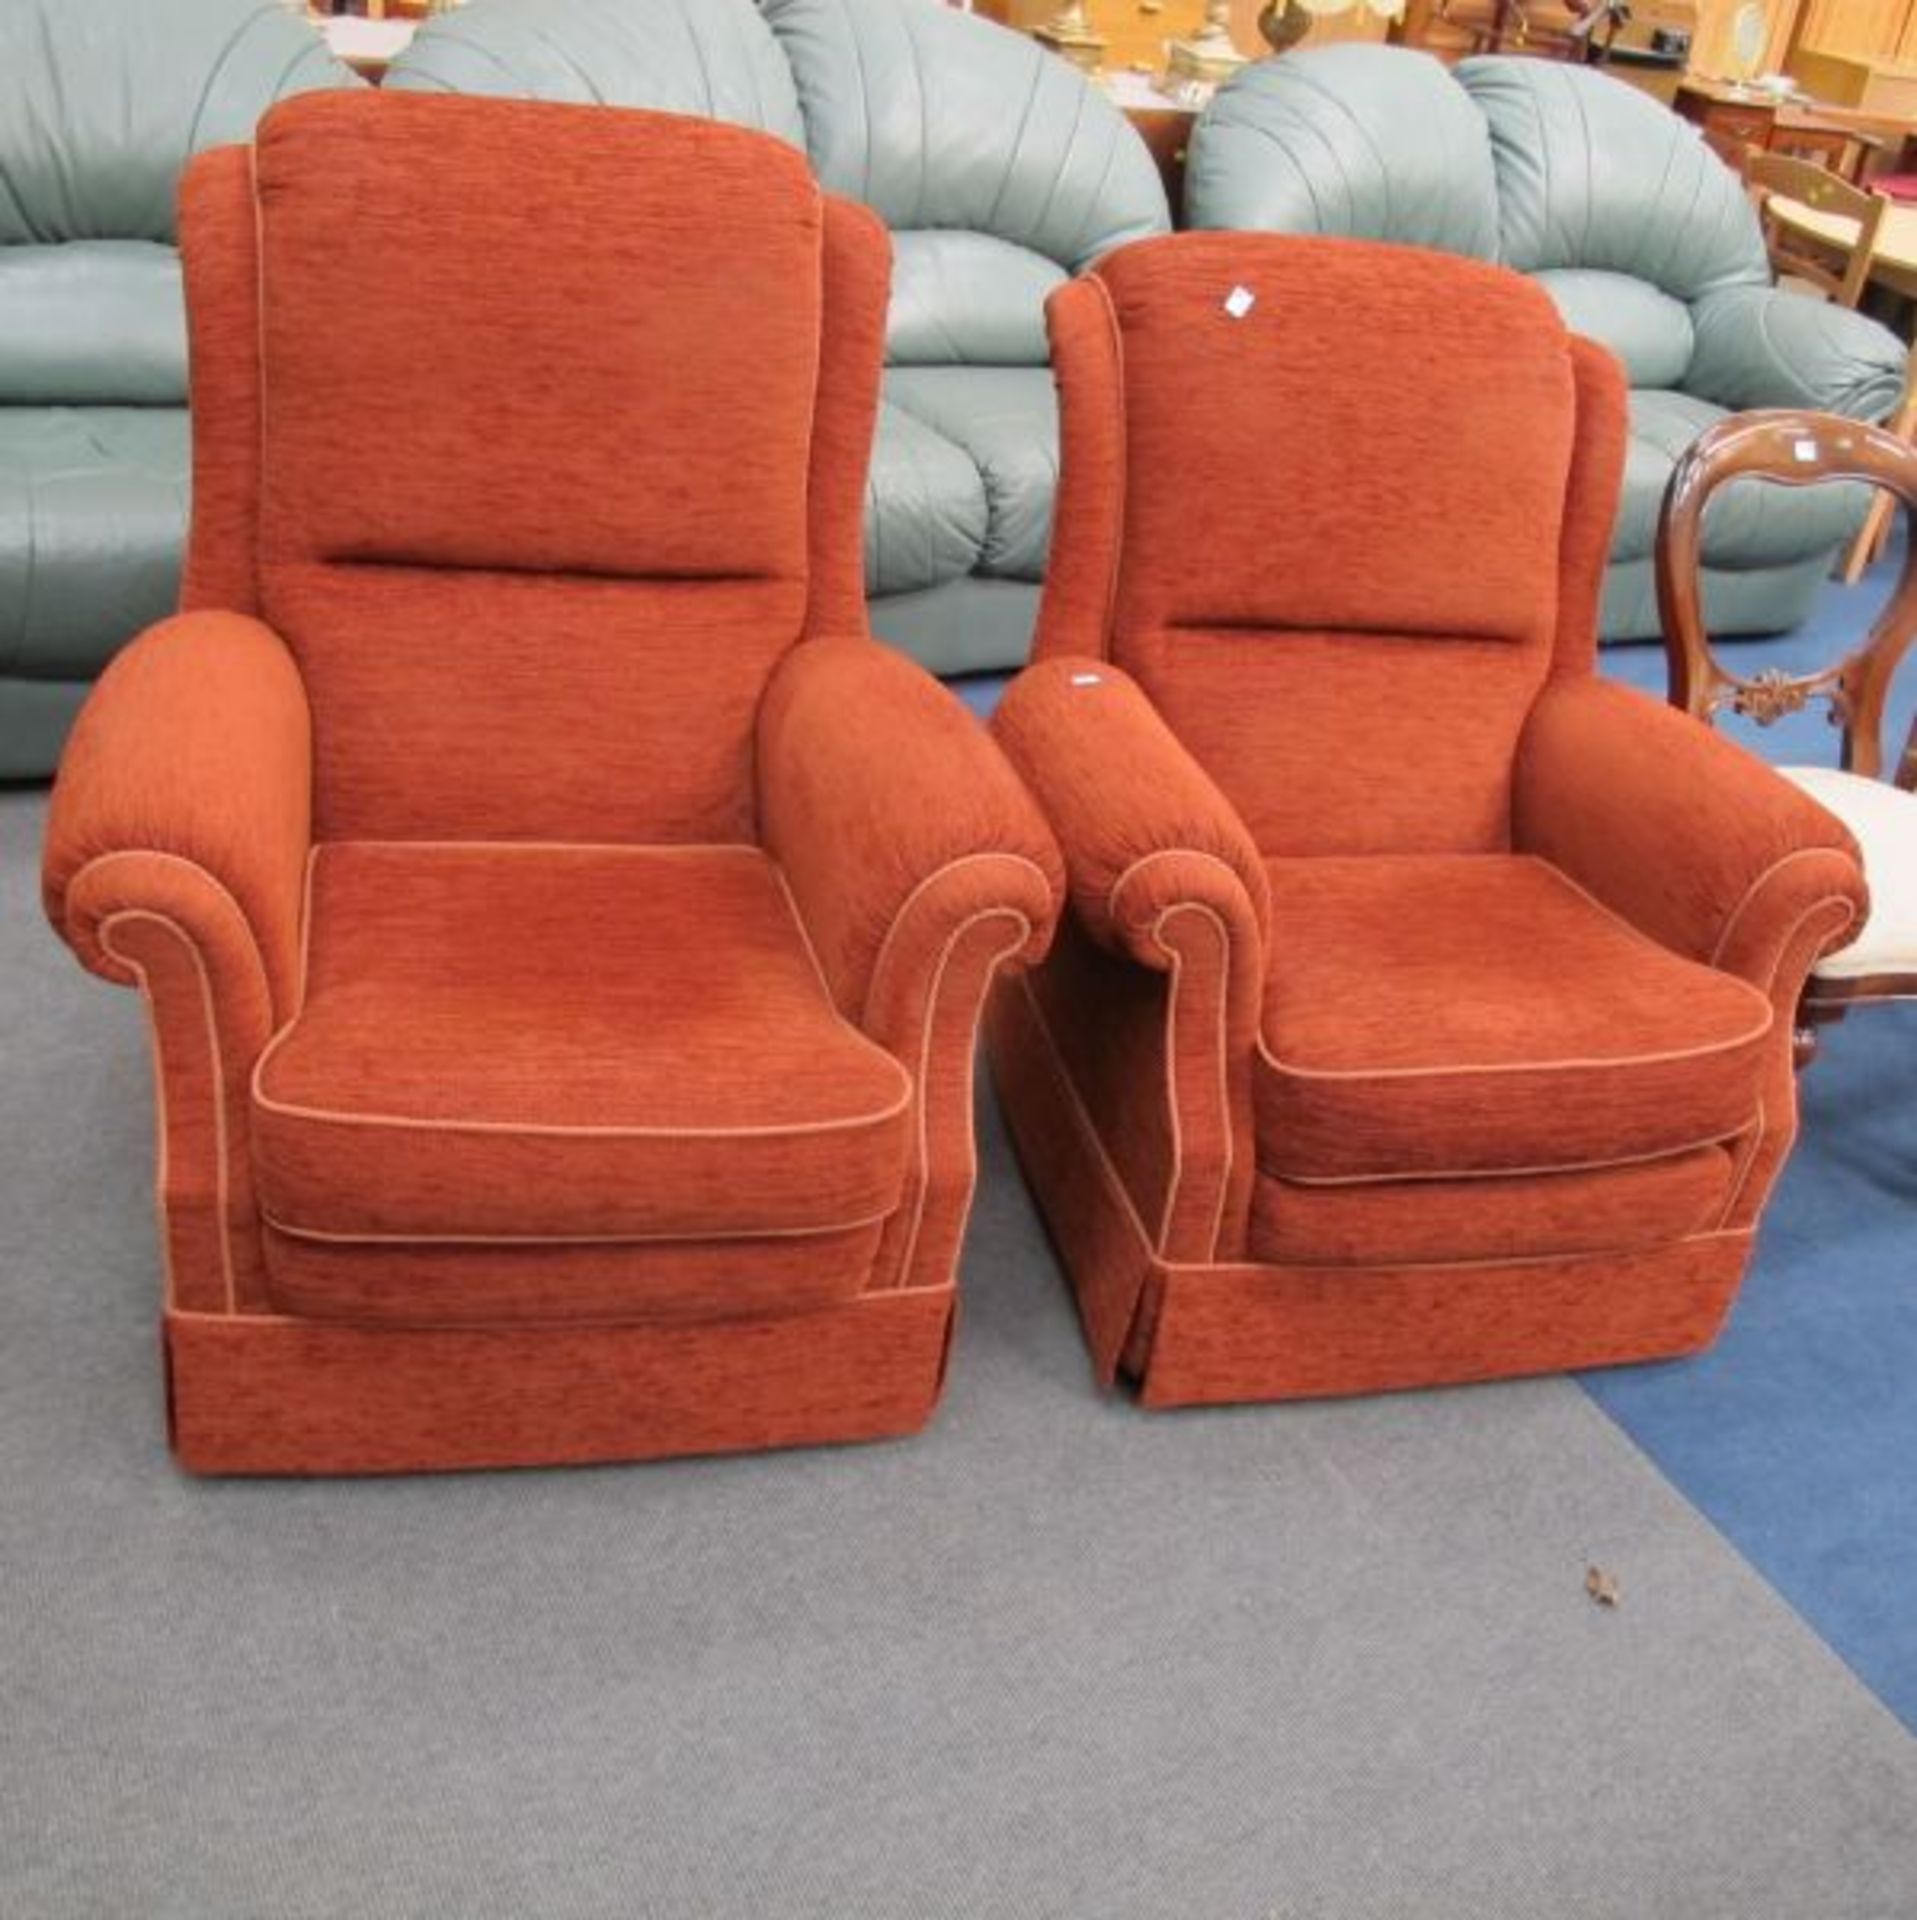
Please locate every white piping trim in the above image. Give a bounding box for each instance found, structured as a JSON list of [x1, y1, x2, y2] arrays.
[[99, 909, 238, 1316], [262, 1209, 892, 1247], [892, 906, 1031, 1292]]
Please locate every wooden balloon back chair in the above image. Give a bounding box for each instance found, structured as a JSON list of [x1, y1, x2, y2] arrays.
[[1659, 408, 1917, 1054]]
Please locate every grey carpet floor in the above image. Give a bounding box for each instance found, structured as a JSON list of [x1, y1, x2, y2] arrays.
[[3, 786, 1916, 1920]]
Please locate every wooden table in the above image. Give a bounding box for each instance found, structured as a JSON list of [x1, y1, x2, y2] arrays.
[[1675, 78, 1888, 181], [1768, 192, 1917, 300]]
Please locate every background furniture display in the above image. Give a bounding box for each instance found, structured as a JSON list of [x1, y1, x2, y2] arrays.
[[1183, 44, 1907, 640], [1660, 409, 1917, 1039], [0, 0, 359, 779], [386, 0, 1170, 677], [986, 231, 1866, 1405], [1392, 0, 1697, 93], [1743, 149, 1887, 304], [1676, 78, 1888, 180], [41, 92, 1062, 1474], [1763, 179, 1917, 300]]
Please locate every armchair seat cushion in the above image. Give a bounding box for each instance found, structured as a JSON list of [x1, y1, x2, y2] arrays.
[[884, 366, 1058, 582], [1613, 390, 1867, 568], [252, 843, 914, 1251], [0, 407, 187, 679], [1255, 854, 1773, 1183]]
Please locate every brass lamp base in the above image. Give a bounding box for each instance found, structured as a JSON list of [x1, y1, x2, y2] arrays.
[[1164, 32, 1246, 83], [1164, 0, 1248, 84], [1033, 4, 1108, 72]]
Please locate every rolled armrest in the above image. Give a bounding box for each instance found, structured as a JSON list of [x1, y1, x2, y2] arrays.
[[43, 611, 313, 1018], [756, 637, 1062, 1026], [1513, 678, 1866, 986], [990, 656, 1269, 969], [1684, 285, 1905, 422]]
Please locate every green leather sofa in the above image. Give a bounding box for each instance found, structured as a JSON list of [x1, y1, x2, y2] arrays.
[[386, 0, 1169, 675], [1185, 45, 1907, 642], [0, 0, 360, 778]]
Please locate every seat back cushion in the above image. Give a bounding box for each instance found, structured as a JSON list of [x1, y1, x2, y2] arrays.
[[0, 0, 356, 405], [1082, 233, 1578, 857], [1531, 269, 1695, 390], [250, 92, 826, 844], [1457, 57, 1768, 299], [0, 243, 186, 405], [381, 0, 805, 147], [886, 233, 1065, 367], [763, 0, 1166, 362], [1185, 44, 1500, 261]]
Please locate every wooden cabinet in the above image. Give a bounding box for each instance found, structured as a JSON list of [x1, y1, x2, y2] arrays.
[[1675, 78, 1778, 159]]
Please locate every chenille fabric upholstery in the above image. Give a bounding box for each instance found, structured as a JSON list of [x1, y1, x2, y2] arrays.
[[987, 233, 1866, 1405], [42, 93, 1061, 1474], [384, 0, 1172, 675]]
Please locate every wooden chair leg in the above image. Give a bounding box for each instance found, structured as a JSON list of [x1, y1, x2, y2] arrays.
[[1843, 387, 1917, 583], [1841, 487, 1897, 584]]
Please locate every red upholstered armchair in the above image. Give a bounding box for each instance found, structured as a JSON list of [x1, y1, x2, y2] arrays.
[[986, 233, 1867, 1408], [42, 93, 1061, 1474]]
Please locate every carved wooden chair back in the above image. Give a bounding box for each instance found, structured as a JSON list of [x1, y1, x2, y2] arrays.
[[1658, 409, 1917, 1035]]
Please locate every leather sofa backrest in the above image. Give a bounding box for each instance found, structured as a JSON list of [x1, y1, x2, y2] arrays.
[[195, 93, 882, 846], [1047, 234, 1599, 856], [383, 0, 806, 146], [0, 0, 357, 406], [764, 0, 1168, 365], [1185, 44, 1500, 262], [1457, 57, 1768, 299]]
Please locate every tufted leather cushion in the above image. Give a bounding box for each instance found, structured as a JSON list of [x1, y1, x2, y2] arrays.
[[383, 0, 805, 145], [0, 408, 188, 681], [0, 0, 358, 246], [0, 243, 185, 405], [884, 367, 1057, 582], [886, 231, 1064, 367], [763, 0, 1166, 271], [1186, 44, 1499, 258], [864, 402, 989, 596], [1458, 57, 1768, 298], [1532, 269, 1694, 390], [1615, 390, 1868, 567]]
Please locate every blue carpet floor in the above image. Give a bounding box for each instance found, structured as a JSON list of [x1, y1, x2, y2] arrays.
[[1590, 592, 1917, 1736], [951, 569, 1917, 1734]]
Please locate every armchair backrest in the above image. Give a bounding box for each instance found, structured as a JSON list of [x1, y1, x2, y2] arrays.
[[383, 0, 806, 147], [763, 0, 1168, 366], [1037, 233, 1625, 856], [179, 92, 887, 846], [0, 0, 357, 406]]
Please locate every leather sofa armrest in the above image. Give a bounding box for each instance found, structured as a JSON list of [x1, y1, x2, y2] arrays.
[[1513, 677, 1866, 990], [990, 657, 1270, 971], [1684, 285, 1906, 422], [43, 611, 313, 1021], [756, 637, 1063, 1029]]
